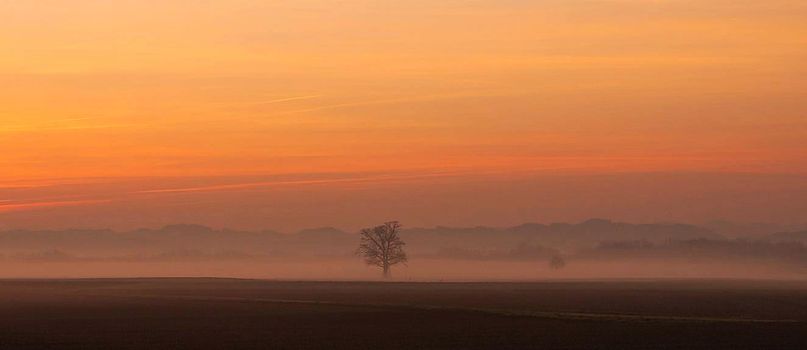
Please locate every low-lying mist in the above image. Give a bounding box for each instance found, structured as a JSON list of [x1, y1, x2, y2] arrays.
[[1, 259, 803, 281], [1, 219, 805, 280]]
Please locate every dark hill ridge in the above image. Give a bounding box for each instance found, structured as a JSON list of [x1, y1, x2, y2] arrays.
[[403, 219, 721, 252], [766, 230, 807, 243]]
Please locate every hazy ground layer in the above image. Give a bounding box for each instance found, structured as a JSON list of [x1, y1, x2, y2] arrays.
[[1, 258, 804, 281], [0, 279, 805, 349]]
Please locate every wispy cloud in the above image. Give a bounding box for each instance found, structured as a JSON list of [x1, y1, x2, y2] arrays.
[[0, 199, 111, 213], [248, 95, 322, 106], [133, 171, 467, 195], [1, 171, 469, 213], [0, 117, 135, 133], [272, 93, 488, 116], [0, 177, 116, 189]]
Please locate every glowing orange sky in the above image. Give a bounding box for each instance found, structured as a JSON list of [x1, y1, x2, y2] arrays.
[[1, 1, 806, 229]]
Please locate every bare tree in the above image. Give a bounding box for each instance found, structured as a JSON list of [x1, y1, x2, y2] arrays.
[[549, 255, 566, 270], [357, 221, 407, 278]]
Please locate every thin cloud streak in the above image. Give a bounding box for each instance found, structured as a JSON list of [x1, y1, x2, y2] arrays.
[[248, 95, 322, 106], [0, 199, 112, 213], [0, 117, 137, 133], [0, 171, 471, 214], [0, 171, 472, 213], [272, 92, 510, 117], [133, 171, 469, 195]]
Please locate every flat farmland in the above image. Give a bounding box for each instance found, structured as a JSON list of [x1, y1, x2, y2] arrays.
[[0, 279, 805, 349]]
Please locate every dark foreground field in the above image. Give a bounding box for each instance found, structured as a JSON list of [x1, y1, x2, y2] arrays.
[[0, 279, 805, 349]]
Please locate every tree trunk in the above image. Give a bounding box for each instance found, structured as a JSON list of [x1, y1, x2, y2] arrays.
[[382, 263, 390, 278]]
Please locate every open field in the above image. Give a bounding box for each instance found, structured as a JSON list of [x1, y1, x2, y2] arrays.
[[0, 279, 805, 349]]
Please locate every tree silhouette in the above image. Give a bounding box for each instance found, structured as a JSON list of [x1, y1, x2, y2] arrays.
[[549, 255, 566, 270], [357, 221, 407, 278]]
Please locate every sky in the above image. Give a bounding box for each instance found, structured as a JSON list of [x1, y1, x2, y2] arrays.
[[1, 0, 806, 231]]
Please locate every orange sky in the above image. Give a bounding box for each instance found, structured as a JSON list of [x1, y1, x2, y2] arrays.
[[1, 1, 806, 230]]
